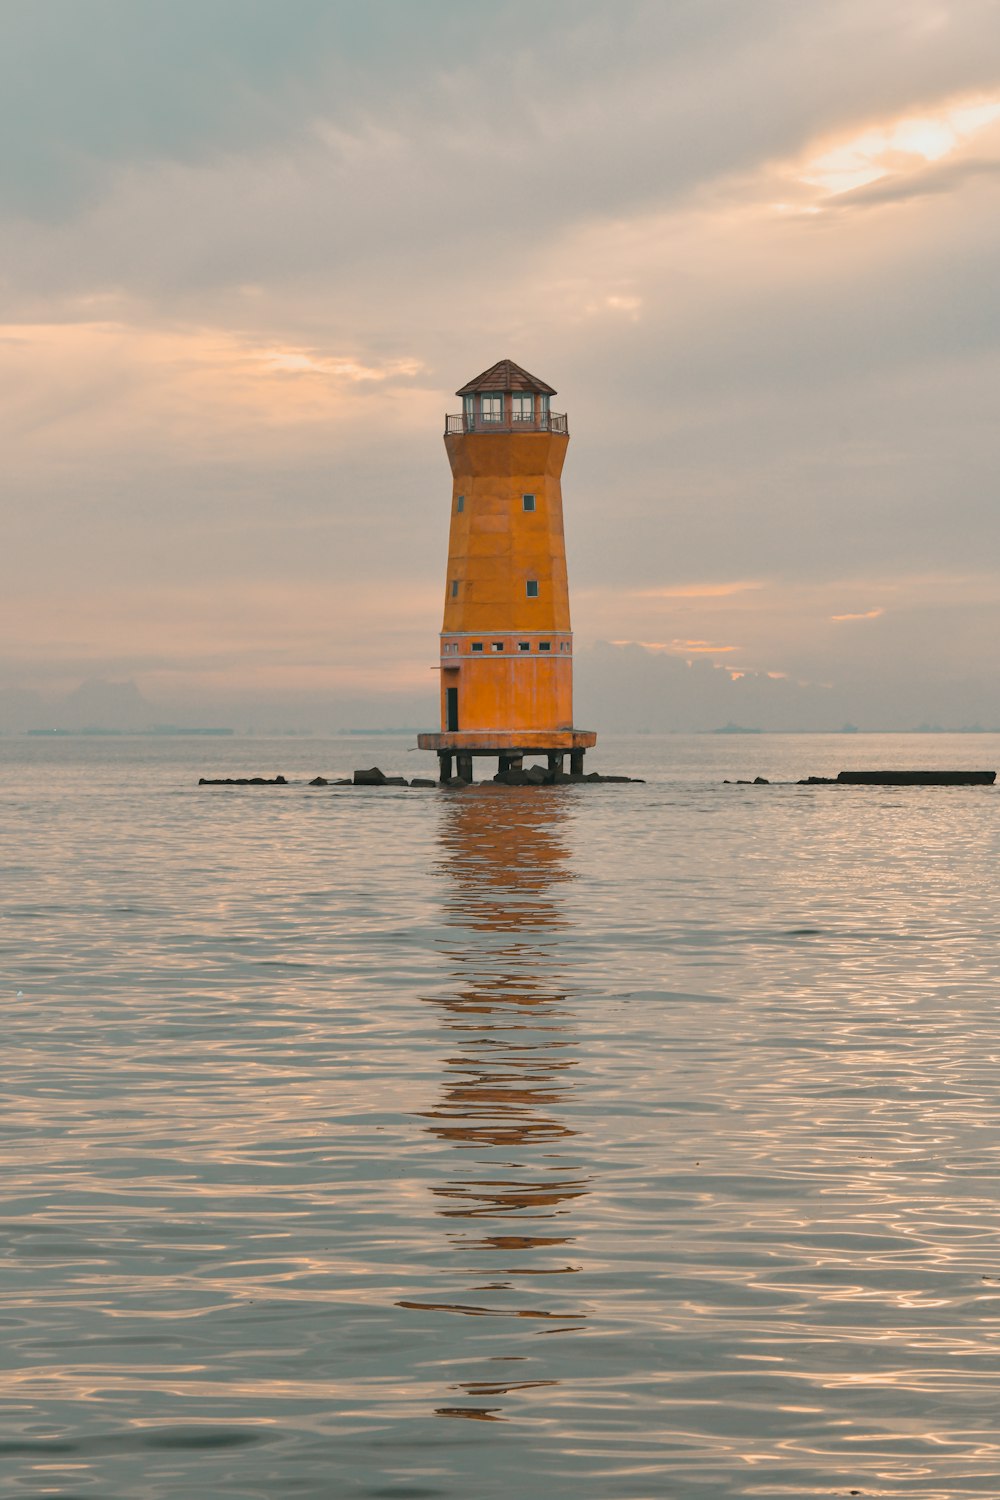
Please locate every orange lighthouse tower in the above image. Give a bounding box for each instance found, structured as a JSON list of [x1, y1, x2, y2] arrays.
[[418, 359, 597, 782]]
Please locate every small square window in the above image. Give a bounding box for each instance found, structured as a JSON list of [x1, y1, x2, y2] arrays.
[[526, 580, 539, 598], [518, 641, 530, 652], [539, 641, 551, 651], [522, 494, 536, 512], [492, 641, 504, 652], [456, 495, 464, 512], [450, 580, 458, 598], [471, 641, 483, 652]]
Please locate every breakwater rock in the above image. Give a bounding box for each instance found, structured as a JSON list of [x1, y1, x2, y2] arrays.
[[198, 765, 644, 789], [723, 770, 996, 787], [198, 776, 288, 786], [831, 769, 995, 786], [798, 771, 996, 786], [493, 767, 642, 786]]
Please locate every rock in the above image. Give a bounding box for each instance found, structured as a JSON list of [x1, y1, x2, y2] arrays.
[[444, 775, 468, 788], [335, 778, 352, 785], [753, 776, 769, 784], [382, 776, 408, 786], [485, 767, 646, 788], [309, 776, 328, 786], [198, 776, 287, 786], [837, 769, 996, 785], [353, 767, 387, 785], [410, 778, 437, 787]]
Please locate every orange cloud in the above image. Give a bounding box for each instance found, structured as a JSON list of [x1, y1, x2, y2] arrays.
[[609, 638, 739, 654], [830, 608, 884, 622], [0, 320, 434, 467], [634, 581, 763, 599], [798, 95, 1000, 197]]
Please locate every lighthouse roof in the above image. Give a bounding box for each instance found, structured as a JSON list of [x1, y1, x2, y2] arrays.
[[455, 359, 556, 398]]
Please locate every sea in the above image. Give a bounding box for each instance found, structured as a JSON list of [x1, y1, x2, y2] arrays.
[[2, 732, 999, 1500]]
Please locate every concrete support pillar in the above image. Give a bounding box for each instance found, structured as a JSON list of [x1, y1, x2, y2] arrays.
[[570, 749, 585, 775], [547, 751, 565, 775], [438, 752, 453, 783], [456, 753, 474, 783]]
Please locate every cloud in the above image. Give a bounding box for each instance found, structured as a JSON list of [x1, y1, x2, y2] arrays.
[[830, 608, 884, 622], [0, 320, 434, 468], [2, 1, 1000, 729], [609, 638, 739, 656], [632, 582, 765, 599], [793, 92, 1000, 199]]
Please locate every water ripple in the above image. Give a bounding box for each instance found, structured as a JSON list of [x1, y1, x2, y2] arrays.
[[1, 733, 998, 1497]]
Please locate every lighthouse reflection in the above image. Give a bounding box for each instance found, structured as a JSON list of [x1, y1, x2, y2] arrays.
[[425, 788, 584, 1194], [414, 788, 590, 1418]]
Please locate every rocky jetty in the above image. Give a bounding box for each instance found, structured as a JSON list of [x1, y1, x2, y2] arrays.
[[198, 775, 288, 786], [199, 765, 643, 788], [832, 769, 995, 786], [798, 771, 996, 786], [492, 767, 642, 786], [723, 770, 996, 787]]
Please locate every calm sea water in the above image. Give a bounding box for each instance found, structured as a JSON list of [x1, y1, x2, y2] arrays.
[[2, 733, 999, 1500]]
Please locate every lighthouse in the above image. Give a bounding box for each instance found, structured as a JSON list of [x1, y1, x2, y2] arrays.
[[418, 359, 597, 783]]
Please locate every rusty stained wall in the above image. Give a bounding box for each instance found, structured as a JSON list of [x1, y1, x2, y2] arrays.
[[439, 430, 574, 734]]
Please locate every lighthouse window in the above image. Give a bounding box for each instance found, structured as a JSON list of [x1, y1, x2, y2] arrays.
[[492, 642, 504, 652], [522, 494, 536, 512], [513, 393, 534, 421], [450, 580, 459, 598], [526, 580, 539, 598], [518, 641, 530, 652], [481, 393, 503, 422], [456, 495, 464, 512], [539, 641, 551, 651], [471, 641, 484, 652]]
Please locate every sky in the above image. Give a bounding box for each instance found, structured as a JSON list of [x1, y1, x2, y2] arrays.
[[3, 0, 999, 732]]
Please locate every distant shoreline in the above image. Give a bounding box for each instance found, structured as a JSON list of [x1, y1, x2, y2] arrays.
[[8, 725, 1000, 739], [23, 727, 235, 738]]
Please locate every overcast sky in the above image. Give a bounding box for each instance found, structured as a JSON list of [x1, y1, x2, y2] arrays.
[[3, 0, 999, 730]]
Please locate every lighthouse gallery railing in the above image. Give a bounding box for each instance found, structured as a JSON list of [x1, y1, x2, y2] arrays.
[[445, 411, 569, 436]]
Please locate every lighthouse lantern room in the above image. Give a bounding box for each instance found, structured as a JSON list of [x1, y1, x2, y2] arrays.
[[418, 359, 597, 782]]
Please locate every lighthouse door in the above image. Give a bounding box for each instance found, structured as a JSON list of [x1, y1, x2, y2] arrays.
[[446, 686, 459, 732]]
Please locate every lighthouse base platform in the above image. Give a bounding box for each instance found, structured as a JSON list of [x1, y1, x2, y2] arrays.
[[417, 729, 597, 783]]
